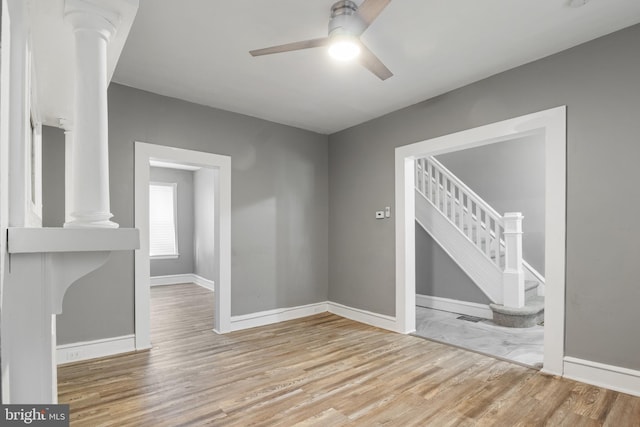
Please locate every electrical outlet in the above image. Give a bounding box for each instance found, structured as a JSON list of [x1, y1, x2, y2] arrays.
[[66, 351, 81, 361]]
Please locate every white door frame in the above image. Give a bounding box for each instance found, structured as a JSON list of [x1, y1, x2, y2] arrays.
[[134, 142, 232, 350], [394, 106, 566, 376]]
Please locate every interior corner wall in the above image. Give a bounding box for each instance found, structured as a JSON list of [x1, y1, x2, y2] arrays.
[[55, 83, 329, 345], [328, 24, 640, 371], [194, 168, 217, 283], [149, 167, 195, 277]]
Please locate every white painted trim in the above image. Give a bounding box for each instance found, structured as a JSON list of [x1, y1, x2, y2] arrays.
[[328, 302, 400, 333], [416, 294, 493, 320], [0, 0, 14, 402], [415, 194, 503, 303], [150, 159, 201, 171], [56, 334, 135, 365], [396, 106, 567, 376], [230, 302, 328, 332], [192, 275, 216, 292], [149, 274, 195, 286], [523, 260, 546, 296], [150, 254, 179, 260], [150, 273, 215, 292], [522, 260, 545, 285], [6, 0, 29, 228], [394, 155, 416, 334], [135, 142, 232, 351], [541, 107, 567, 376], [229, 301, 398, 334], [564, 357, 640, 397]]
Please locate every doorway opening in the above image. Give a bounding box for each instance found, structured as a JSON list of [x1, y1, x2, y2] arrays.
[[147, 160, 217, 342], [413, 134, 545, 368], [394, 107, 566, 375], [134, 142, 231, 350]]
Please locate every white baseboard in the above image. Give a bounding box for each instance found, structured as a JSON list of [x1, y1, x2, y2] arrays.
[[192, 275, 215, 291], [327, 302, 398, 332], [416, 294, 493, 320], [57, 334, 135, 365], [149, 273, 194, 286], [229, 301, 398, 333], [230, 302, 328, 332], [564, 357, 640, 397], [150, 274, 215, 292]]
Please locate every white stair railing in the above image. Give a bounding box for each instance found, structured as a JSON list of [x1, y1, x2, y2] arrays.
[[415, 156, 525, 307]]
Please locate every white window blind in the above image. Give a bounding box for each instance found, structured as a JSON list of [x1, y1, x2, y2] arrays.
[[149, 183, 178, 257]]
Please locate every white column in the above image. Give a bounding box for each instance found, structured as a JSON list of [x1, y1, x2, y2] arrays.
[[503, 212, 525, 307], [64, 1, 119, 228]]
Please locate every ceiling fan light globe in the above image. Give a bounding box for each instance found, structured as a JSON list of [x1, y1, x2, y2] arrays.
[[328, 39, 361, 61]]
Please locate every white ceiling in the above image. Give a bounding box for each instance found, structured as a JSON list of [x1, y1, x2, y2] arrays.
[[113, 0, 640, 134]]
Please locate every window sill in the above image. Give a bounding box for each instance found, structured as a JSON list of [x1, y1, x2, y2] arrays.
[[150, 254, 179, 260]]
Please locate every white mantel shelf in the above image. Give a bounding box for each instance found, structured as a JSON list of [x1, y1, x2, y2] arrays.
[[7, 227, 140, 253]]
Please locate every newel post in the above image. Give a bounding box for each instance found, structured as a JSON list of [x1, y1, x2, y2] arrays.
[[503, 212, 525, 307]]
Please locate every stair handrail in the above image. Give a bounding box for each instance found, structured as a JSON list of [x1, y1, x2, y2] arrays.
[[418, 156, 503, 225], [416, 156, 504, 266]]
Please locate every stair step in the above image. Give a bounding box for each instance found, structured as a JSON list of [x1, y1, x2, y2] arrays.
[[525, 279, 539, 301], [490, 296, 544, 328]]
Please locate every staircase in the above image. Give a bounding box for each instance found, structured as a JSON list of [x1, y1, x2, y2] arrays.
[[415, 156, 545, 327]]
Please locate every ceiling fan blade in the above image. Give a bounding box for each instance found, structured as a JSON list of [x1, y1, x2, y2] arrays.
[[357, 0, 391, 28], [358, 41, 393, 80], [250, 38, 330, 56]]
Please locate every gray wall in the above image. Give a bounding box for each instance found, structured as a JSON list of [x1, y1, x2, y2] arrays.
[[42, 126, 65, 227], [435, 134, 545, 273], [149, 167, 195, 277], [416, 222, 490, 304], [194, 168, 217, 283], [56, 83, 329, 344], [329, 24, 640, 370]]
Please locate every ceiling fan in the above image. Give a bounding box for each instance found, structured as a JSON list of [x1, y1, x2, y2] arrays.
[[249, 0, 393, 81]]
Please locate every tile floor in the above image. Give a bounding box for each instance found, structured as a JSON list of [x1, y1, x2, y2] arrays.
[[414, 306, 544, 369]]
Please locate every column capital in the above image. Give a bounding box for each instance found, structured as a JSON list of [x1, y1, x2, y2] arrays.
[[64, 0, 121, 40]]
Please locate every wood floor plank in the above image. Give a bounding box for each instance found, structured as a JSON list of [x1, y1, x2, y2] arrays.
[[57, 283, 640, 426]]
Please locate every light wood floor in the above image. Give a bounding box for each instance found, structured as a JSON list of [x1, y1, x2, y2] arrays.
[[58, 284, 640, 426]]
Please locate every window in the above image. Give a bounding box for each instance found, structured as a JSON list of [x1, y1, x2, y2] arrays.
[[149, 183, 178, 258]]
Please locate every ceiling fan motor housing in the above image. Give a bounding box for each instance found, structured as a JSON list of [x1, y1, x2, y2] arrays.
[[328, 0, 366, 37]]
